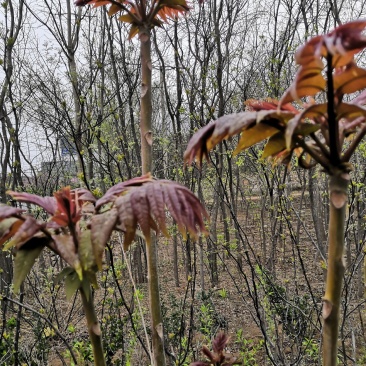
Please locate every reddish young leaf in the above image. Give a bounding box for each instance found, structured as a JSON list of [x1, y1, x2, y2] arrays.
[[4, 216, 45, 250], [90, 208, 118, 269], [51, 187, 87, 227], [245, 98, 299, 113], [98, 177, 208, 249], [76, 188, 97, 204], [115, 194, 138, 250], [52, 234, 81, 274], [333, 62, 366, 96], [184, 110, 293, 165], [279, 60, 326, 106], [0, 218, 22, 247], [295, 20, 366, 67], [77, 0, 189, 39], [95, 173, 153, 209], [212, 332, 230, 353], [130, 187, 151, 241], [7, 191, 56, 215], [145, 182, 169, 236], [352, 89, 366, 105]]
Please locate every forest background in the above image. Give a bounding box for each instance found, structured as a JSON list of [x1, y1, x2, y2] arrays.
[[1, 0, 366, 365]]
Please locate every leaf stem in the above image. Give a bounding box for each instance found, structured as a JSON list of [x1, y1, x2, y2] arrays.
[[326, 53, 340, 165], [79, 286, 106, 366], [342, 125, 366, 162]]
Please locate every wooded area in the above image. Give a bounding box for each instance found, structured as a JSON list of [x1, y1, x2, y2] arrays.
[[1, 0, 366, 365]]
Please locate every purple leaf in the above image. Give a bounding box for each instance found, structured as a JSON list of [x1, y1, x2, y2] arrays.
[[7, 191, 56, 215]]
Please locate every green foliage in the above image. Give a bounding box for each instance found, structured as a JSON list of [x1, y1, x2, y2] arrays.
[[235, 329, 264, 366], [256, 265, 314, 339], [64, 340, 94, 366]]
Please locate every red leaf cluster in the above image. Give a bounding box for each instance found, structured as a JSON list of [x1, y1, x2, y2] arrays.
[[75, 0, 190, 39], [93, 173, 209, 250], [185, 20, 366, 172], [190, 332, 239, 366]]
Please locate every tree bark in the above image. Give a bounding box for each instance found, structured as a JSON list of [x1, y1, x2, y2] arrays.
[[322, 173, 349, 366], [140, 26, 166, 366]]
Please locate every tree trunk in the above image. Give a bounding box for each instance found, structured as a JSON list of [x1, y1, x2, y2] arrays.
[[139, 26, 166, 366], [322, 173, 349, 366]]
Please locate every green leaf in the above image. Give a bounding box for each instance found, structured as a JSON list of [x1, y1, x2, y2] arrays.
[[81, 278, 91, 301], [234, 123, 278, 155], [262, 132, 286, 159], [79, 230, 97, 273], [118, 14, 135, 24], [13, 238, 46, 293], [65, 271, 81, 301], [56, 267, 75, 284]]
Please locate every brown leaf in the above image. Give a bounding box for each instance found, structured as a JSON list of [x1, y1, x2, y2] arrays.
[[110, 179, 208, 247], [334, 62, 366, 96], [337, 103, 366, 120], [91, 208, 118, 270], [295, 20, 366, 67], [108, 3, 121, 16], [52, 234, 79, 270], [128, 24, 139, 40], [119, 14, 135, 24], [279, 61, 325, 106], [115, 195, 137, 250]]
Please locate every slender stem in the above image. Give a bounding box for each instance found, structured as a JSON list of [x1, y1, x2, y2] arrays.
[[140, 27, 153, 175], [310, 132, 330, 158], [322, 174, 349, 366], [342, 125, 366, 162], [79, 287, 106, 366], [326, 53, 340, 165], [140, 26, 166, 366], [146, 235, 166, 366]]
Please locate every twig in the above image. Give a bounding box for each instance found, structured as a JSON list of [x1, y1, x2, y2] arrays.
[[2, 295, 78, 365]]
